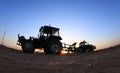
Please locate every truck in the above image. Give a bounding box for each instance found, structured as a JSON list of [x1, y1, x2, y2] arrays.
[[17, 25, 63, 54]]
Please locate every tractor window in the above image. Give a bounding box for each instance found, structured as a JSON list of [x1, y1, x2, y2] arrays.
[[52, 30, 59, 36], [39, 26, 60, 37]]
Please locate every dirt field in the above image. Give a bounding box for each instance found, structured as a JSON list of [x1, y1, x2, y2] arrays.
[[0, 44, 120, 73]]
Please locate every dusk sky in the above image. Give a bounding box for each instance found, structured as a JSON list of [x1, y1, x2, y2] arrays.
[[0, 0, 120, 49]]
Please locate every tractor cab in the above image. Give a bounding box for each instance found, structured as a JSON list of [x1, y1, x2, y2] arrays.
[[39, 25, 62, 40]]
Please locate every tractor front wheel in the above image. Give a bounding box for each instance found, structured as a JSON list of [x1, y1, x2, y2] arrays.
[[22, 41, 35, 53]]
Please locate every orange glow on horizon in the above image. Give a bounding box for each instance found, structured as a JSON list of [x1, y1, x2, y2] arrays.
[[61, 49, 68, 55]]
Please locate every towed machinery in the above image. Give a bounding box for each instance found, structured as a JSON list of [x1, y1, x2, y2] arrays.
[[63, 40, 96, 53], [17, 25, 63, 54], [78, 40, 96, 52]]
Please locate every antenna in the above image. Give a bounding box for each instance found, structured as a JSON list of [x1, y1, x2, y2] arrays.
[[2, 30, 6, 46]]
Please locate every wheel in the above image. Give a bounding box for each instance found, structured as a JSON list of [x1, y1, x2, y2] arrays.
[[88, 48, 94, 52], [44, 47, 51, 54], [81, 48, 86, 53], [87, 45, 95, 52], [44, 40, 62, 54], [22, 41, 35, 53], [79, 45, 86, 53]]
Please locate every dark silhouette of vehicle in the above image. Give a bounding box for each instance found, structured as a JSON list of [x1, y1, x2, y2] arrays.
[[17, 25, 63, 54], [64, 40, 96, 53], [78, 40, 96, 53]]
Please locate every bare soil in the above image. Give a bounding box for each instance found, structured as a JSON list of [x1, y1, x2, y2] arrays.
[[0, 44, 120, 73]]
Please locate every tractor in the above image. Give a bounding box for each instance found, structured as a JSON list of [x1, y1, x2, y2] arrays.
[[17, 25, 63, 54]]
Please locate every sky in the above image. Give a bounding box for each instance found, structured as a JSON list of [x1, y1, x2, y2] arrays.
[[0, 0, 120, 50]]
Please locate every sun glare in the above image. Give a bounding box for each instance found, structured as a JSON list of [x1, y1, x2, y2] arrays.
[[61, 49, 68, 55]]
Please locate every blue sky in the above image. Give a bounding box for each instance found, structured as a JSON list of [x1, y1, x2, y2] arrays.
[[0, 0, 120, 49]]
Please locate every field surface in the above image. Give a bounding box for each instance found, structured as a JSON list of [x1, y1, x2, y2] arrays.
[[0, 45, 120, 73]]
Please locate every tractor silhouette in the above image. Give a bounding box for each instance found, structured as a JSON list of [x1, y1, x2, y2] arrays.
[[17, 25, 63, 54]]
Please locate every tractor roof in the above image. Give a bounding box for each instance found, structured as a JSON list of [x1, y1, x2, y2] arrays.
[[39, 25, 59, 33]]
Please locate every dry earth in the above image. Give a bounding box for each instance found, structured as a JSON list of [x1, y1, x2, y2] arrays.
[[0, 44, 120, 73]]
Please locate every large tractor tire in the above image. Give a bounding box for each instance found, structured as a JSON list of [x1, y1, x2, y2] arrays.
[[44, 40, 63, 54], [22, 41, 35, 53]]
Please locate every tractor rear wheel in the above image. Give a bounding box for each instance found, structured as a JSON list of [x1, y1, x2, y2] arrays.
[[22, 41, 35, 53], [44, 40, 62, 54]]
